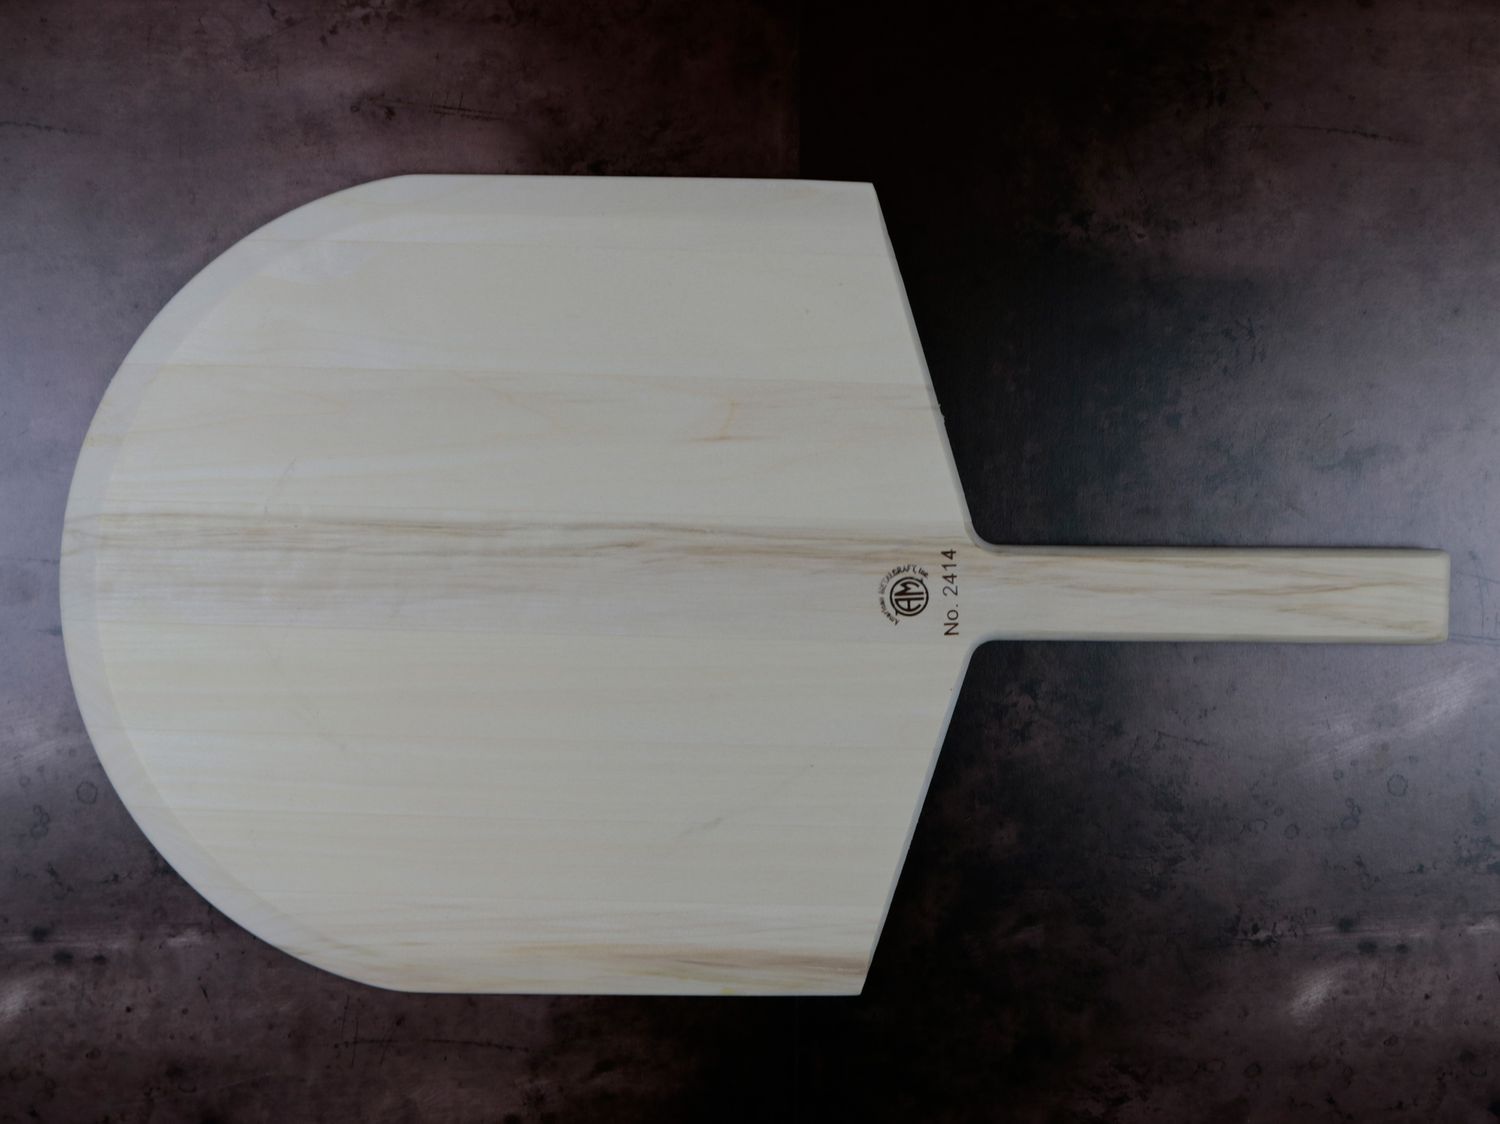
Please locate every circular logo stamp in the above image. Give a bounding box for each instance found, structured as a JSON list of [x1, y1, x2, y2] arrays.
[[877, 564, 931, 624], [888, 575, 928, 617]]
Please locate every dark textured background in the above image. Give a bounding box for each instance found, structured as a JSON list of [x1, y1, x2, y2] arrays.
[[4, 1, 1499, 1120]]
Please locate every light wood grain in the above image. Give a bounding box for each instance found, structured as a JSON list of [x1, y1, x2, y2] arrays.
[[60, 175, 1447, 996], [967, 547, 1448, 642]]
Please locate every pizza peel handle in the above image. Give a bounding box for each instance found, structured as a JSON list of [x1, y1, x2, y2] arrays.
[[964, 546, 1449, 643]]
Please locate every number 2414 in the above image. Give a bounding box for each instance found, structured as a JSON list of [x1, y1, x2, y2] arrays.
[[939, 550, 959, 635]]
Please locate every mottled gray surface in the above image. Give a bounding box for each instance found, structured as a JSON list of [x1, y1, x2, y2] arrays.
[[3, 0, 1499, 1120]]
